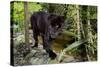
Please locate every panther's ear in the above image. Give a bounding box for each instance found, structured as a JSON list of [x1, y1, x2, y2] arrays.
[[59, 15, 65, 20], [48, 14, 57, 21], [57, 15, 65, 22]]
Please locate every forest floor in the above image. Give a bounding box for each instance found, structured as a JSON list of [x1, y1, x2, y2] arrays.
[[14, 42, 82, 66], [14, 43, 78, 66], [13, 31, 81, 66]]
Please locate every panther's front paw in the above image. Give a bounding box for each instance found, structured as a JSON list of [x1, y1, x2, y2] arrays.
[[49, 51, 57, 60]]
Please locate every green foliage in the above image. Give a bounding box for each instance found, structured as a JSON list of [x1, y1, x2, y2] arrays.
[[11, 2, 42, 33], [90, 6, 97, 19], [80, 6, 97, 20], [28, 2, 42, 13]]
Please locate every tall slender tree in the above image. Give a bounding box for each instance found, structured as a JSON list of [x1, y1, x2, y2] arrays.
[[24, 2, 29, 46], [76, 5, 81, 40]]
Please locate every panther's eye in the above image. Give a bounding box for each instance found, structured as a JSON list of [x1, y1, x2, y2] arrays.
[[55, 25, 60, 29], [56, 25, 59, 28]]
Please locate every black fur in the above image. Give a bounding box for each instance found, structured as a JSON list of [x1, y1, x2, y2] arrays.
[[30, 11, 64, 59]]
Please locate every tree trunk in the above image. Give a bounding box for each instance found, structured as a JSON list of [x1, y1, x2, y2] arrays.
[[76, 5, 81, 40], [86, 6, 94, 61], [24, 2, 29, 45]]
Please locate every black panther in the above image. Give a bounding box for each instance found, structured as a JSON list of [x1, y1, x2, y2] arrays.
[[30, 11, 64, 59]]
